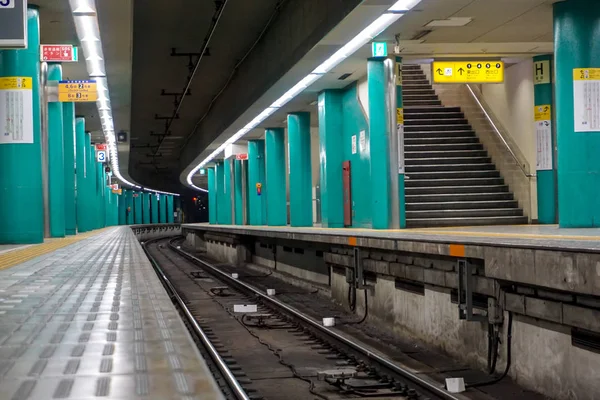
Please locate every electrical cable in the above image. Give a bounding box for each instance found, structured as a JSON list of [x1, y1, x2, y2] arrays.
[[465, 311, 513, 388]]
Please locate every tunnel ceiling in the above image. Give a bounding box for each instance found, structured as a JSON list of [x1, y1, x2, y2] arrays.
[[129, 0, 363, 193]]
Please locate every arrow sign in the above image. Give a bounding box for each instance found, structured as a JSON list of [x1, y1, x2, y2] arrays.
[[458, 68, 465, 75], [436, 68, 443, 75], [544, 106, 549, 112]]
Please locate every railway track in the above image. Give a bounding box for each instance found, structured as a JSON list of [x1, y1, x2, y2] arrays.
[[142, 236, 464, 400]]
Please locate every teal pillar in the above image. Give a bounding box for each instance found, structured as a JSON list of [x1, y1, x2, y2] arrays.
[[167, 195, 174, 223], [554, 1, 600, 227], [265, 128, 287, 226], [533, 55, 557, 224], [47, 64, 65, 237], [126, 190, 134, 225], [86, 140, 96, 230], [222, 159, 233, 224], [142, 193, 151, 224], [63, 102, 77, 234], [96, 158, 105, 228], [118, 191, 126, 225], [215, 161, 225, 224], [247, 140, 266, 225], [104, 186, 111, 227], [134, 191, 142, 224], [175, 197, 181, 222], [396, 56, 406, 229], [317, 90, 344, 228], [287, 112, 313, 227], [75, 119, 88, 232], [234, 160, 244, 225], [159, 194, 167, 223], [208, 167, 217, 223], [151, 193, 159, 223], [0, 7, 43, 243], [368, 57, 400, 229]]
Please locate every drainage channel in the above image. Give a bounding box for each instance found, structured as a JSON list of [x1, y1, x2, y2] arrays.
[[144, 236, 464, 400]]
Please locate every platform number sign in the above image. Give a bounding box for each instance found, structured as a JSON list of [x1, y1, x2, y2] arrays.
[[97, 150, 106, 163], [0, 1, 15, 8]]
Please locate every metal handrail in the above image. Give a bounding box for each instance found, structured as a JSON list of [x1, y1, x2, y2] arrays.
[[466, 84, 536, 178]]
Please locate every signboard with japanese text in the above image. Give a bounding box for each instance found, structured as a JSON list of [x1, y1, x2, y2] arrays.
[[432, 61, 504, 84], [40, 44, 78, 62], [58, 80, 97, 102], [0, 76, 33, 144]]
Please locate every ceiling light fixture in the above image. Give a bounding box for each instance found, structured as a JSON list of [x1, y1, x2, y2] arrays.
[[69, 0, 179, 197], [185, 0, 421, 191]]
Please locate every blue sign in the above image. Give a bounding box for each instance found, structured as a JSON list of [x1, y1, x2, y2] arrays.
[[371, 42, 388, 58]]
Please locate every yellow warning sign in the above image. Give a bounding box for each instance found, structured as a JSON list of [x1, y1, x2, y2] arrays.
[[58, 91, 98, 102], [58, 80, 98, 102], [534, 60, 550, 85], [0, 77, 33, 90], [573, 68, 600, 80], [432, 61, 504, 84], [396, 108, 404, 125], [534, 105, 551, 122]]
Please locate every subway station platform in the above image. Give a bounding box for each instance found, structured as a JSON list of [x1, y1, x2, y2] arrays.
[[0, 227, 223, 400]]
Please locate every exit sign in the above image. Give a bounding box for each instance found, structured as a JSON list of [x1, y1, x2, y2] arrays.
[[40, 45, 78, 62], [371, 42, 388, 57]]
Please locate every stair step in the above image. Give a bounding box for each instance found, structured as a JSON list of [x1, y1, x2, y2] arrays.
[[403, 84, 433, 91], [405, 143, 483, 151], [407, 170, 499, 180], [406, 185, 510, 195], [406, 163, 496, 172], [405, 137, 479, 145], [404, 94, 440, 101], [406, 118, 468, 126], [404, 106, 461, 114], [406, 200, 519, 211], [406, 216, 528, 228], [402, 112, 464, 120], [406, 208, 524, 219], [402, 79, 430, 85], [406, 124, 472, 132], [403, 89, 436, 96], [405, 150, 488, 158], [406, 192, 514, 202], [407, 156, 491, 165], [404, 131, 477, 139], [406, 177, 504, 187]]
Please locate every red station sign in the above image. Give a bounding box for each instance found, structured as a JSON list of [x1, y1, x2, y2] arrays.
[[40, 45, 78, 62], [235, 153, 248, 161], [95, 143, 107, 151]]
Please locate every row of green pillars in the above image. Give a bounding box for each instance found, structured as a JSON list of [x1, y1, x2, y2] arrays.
[[117, 191, 175, 225], [0, 6, 119, 243]]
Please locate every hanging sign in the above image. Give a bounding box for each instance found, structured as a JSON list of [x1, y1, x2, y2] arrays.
[[0, 76, 33, 144], [40, 45, 78, 62], [58, 80, 97, 102], [112, 189, 122, 195], [432, 61, 504, 84], [573, 68, 600, 132], [534, 105, 552, 171], [534, 60, 550, 85], [371, 41, 387, 57], [235, 153, 248, 160], [0, 0, 26, 49], [95, 143, 107, 151]]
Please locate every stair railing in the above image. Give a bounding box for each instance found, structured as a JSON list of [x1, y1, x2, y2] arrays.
[[466, 84, 535, 178]]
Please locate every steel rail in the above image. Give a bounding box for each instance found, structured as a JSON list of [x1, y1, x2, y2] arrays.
[[142, 238, 250, 400], [169, 239, 463, 400]]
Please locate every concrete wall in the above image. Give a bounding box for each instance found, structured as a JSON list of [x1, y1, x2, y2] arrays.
[[480, 59, 538, 220]]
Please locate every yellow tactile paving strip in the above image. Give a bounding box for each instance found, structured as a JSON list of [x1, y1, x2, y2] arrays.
[[0, 228, 111, 271]]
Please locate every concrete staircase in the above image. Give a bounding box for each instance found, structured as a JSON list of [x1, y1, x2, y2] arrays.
[[402, 64, 528, 228]]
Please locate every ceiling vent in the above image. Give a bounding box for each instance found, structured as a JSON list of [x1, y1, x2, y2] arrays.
[[426, 17, 472, 27], [338, 73, 352, 80]]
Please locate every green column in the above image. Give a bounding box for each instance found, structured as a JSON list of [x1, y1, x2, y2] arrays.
[[96, 159, 105, 228], [75, 118, 87, 232], [247, 140, 266, 225], [396, 56, 406, 229], [287, 112, 313, 227], [142, 193, 151, 224], [222, 159, 233, 224], [0, 7, 43, 243], [215, 161, 225, 224], [554, 1, 600, 227], [151, 193, 159, 223], [159, 194, 167, 223], [317, 90, 344, 228], [167, 195, 174, 223], [118, 190, 126, 225], [265, 128, 287, 226], [63, 102, 76, 234], [533, 55, 557, 224], [125, 190, 134, 225], [234, 160, 244, 225], [368, 57, 399, 229], [208, 167, 217, 223], [86, 140, 96, 230], [134, 191, 142, 224], [104, 186, 111, 226], [47, 64, 66, 237]]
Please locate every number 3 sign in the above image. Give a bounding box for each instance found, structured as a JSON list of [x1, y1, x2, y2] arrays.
[[97, 150, 106, 162], [0, 1, 14, 8]]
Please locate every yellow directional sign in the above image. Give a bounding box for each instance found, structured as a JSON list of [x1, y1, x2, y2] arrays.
[[432, 61, 504, 84], [0, 77, 32, 90], [534, 105, 551, 122], [58, 80, 98, 102]]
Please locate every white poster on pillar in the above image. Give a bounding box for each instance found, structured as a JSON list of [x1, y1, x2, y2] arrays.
[[0, 77, 33, 144], [573, 68, 600, 132], [535, 120, 552, 171]]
